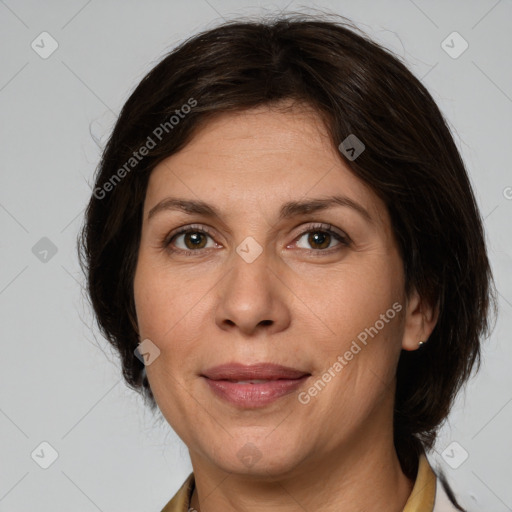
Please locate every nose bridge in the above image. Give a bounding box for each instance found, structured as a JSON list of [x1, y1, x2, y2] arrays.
[[228, 235, 273, 295], [215, 236, 289, 334]]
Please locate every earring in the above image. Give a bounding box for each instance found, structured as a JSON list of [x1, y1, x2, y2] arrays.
[[418, 340, 427, 347]]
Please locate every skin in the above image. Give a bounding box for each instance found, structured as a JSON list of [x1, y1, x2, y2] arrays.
[[133, 101, 439, 512]]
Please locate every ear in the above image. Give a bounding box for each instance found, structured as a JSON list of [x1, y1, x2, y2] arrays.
[[401, 287, 440, 351]]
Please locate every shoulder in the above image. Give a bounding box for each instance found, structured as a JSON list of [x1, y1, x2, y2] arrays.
[[159, 472, 195, 512], [433, 471, 466, 511], [409, 451, 467, 512]]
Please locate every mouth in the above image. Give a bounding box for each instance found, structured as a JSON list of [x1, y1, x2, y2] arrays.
[[201, 362, 310, 381], [201, 362, 311, 408]]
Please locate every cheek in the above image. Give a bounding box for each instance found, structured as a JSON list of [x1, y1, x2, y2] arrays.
[[133, 261, 206, 421], [133, 256, 219, 394], [295, 258, 402, 354], [297, 268, 403, 435], [134, 253, 203, 340]]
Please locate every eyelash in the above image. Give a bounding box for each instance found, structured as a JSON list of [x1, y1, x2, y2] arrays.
[[162, 223, 350, 257]]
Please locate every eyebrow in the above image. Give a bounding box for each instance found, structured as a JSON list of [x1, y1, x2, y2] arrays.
[[147, 195, 374, 224]]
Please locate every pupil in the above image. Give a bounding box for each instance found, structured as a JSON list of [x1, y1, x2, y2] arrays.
[[186, 232, 205, 249], [309, 231, 329, 249]]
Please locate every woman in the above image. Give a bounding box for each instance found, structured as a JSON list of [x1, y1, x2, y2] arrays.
[[78, 13, 497, 511]]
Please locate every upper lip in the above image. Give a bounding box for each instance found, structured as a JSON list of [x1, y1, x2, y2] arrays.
[[201, 363, 310, 381]]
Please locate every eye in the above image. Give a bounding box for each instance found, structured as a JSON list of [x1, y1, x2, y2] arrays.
[[162, 222, 350, 256], [163, 224, 219, 255], [293, 223, 349, 252]]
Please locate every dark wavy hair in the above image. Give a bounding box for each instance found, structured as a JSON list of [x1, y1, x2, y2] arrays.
[[77, 12, 497, 483]]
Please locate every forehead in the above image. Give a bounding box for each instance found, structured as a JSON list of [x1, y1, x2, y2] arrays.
[[170, 103, 336, 165], [144, 105, 388, 230]]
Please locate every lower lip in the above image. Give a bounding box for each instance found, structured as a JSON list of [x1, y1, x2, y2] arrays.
[[203, 376, 310, 407]]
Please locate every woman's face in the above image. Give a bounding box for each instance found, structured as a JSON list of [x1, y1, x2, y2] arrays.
[[134, 104, 423, 478]]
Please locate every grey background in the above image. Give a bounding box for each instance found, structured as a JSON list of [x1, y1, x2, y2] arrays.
[[1, 0, 511, 510]]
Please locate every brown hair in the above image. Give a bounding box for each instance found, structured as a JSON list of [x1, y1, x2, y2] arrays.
[[77, 12, 497, 480]]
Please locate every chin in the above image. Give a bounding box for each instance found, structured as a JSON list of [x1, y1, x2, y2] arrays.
[[201, 437, 308, 480]]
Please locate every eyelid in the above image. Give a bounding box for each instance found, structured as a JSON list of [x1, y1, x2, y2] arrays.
[[163, 223, 217, 246], [291, 222, 351, 245]]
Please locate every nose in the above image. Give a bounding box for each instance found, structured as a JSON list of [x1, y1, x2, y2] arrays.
[[214, 248, 291, 337]]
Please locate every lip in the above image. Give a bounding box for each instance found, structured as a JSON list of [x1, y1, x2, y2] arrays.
[[201, 363, 311, 408], [202, 362, 310, 381]]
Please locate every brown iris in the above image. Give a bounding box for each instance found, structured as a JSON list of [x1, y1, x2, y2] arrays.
[[184, 232, 208, 250], [307, 231, 331, 250]]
